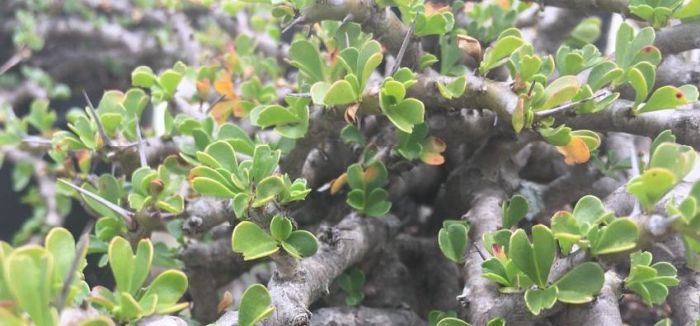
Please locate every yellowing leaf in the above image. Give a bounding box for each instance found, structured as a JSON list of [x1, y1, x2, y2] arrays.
[[330, 173, 348, 195], [421, 152, 445, 165], [556, 137, 590, 165], [215, 74, 237, 100]]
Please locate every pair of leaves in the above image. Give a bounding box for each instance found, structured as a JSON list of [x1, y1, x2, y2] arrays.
[[625, 251, 679, 306], [128, 166, 184, 214], [436, 76, 467, 99], [502, 194, 528, 228], [627, 134, 697, 212], [524, 262, 605, 315], [231, 216, 318, 260], [629, 0, 684, 28], [552, 130, 601, 165], [344, 162, 392, 217], [479, 28, 524, 75], [132, 65, 183, 101], [337, 268, 365, 306], [396, 123, 446, 165], [92, 237, 188, 321], [555, 44, 603, 76], [551, 195, 638, 255], [438, 220, 470, 263], [379, 80, 425, 133], [249, 96, 310, 139], [415, 11, 455, 37]]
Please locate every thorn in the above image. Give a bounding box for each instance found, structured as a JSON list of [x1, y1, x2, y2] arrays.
[[135, 123, 147, 168], [59, 179, 135, 227], [82, 90, 113, 148], [282, 15, 304, 35], [389, 21, 416, 76], [56, 219, 94, 310], [206, 94, 227, 114]]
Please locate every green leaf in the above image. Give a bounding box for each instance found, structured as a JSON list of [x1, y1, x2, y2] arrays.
[[480, 34, 524, 74], [675, 0, 700, 19], [158, 69, 183, 98], [437, 76, 467, 99], [254, 105, 301, 128], [323, 79, 359, 106], [253, 176, 285, 207], [132, 66, 156, 88], [270, 215, 293, 241], [539, 125, 572, 146], [415, 12, 455, 37], [508, 225, 555, 287], [251, 145, 281, 183], [554, 262, 604, 303], [281, 230, 318, 259], [438, 220, 470, 263], [551, 212, 583, 256], [627, 168, 677, 212], [590, 218, 640, 256], [502, 195, 528, 228], [231, 221, 279, 260], [625, 251, 679, 306], [572, 195, 609, 226], [524, 286, 558, 315], [310, 81, 330, 106], [118, 292, 143, 320], [289, 40, 325, 83], [383, 98, 425, 133], [364, 188, 392, 217], [637, 85, 696, 113], [538, 76, 581, 110], [650, 142, 697, 180], [203, 141, 238, 173], [337, 268, 365, 306], [192, 177, 236, 198], [238, 284, 275, 326], [5, 247, 55, 326], [45, 227, 76, 285], [437, 317, 472, 326], [141, 270, 188, 314]]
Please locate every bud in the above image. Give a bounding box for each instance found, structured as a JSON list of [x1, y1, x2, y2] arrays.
[[149, 179, 165, 197]]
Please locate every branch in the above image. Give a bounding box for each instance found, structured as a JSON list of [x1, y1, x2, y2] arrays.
[[654, 22, 700, 55], [555, 101, 700, 150], [542, 0, 630, 15], [310, 306, 425, 325], [299, 0, 422, 68], [262, 213, 399, 325]]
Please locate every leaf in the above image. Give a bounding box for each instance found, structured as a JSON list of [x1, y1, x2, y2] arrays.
[[437, 76, 467, 99], [539, 76, 581, 110], [323, 79, 359, 106], [231, 221, 279, 260], [365, 188, 392, 217], [415, 12, 455, 36], [192, 177, 236, 198], [45, 227, 76, 284], [254, 105, 301, 128], [637, 85, 696, 113], [524, 286, 558, 315], [270, 215, 293, 241], [131, 66, 156, 88], [250, 145, 281, 183], [383, 98, 425, 133], [556, 137, 591, 165], [627, 168, 678, 212], [281, 230, 319, 259], [649, 142, 697, 180], [437, 317, 472, 326], [572, 195, 608, 226], [554, 262, 604, 303], [508, 225, 556, 287], [141, 270, 189, 313], [590, 218, 640, 256], [310, 81, 330, 106], [502, 195, 528, 228], [539, 125, 571, 147], [438, 220, 470, 263], [675, 0, 700, 19], [480, 34, 524, 74], [253, 176, 285, 207], [337, 268, 365, 306], [5, 247, 54, 326], [118, 292, 143, 320], [203, 141, 238, 173], [158, 69, 183, 98], [288, 40, 324, 83], [238, 284, 275, 326]]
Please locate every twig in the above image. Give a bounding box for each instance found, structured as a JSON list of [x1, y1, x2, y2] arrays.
[[0, 48, 30, 75], [534, 91, 608, 119], [58, 179, 135, 227], [82, 90, 113, 148], [389, 20, 416, 76]]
